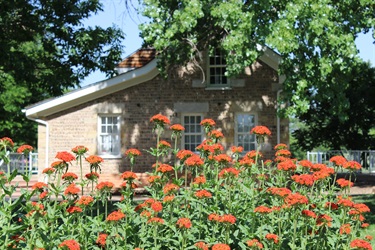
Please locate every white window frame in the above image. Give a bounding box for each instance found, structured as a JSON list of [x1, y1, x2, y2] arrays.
[[97, 114, 121, 158], [181, 113, 204, 152], [207, 48, 230, 88], [234, 113, 257, 152]]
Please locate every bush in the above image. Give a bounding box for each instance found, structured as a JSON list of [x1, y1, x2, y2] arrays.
[[0, 115, 373, 250]]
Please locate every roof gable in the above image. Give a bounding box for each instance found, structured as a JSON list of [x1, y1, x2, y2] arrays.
[[25, 46, 281, 119]]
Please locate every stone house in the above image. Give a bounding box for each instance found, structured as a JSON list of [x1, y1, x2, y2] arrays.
[[24, 47, 289, 186]]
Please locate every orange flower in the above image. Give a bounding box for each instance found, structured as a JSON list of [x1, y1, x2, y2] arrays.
[[96, 233, 108, 247], [96, 181, 114, 192], [125, 148, 141, 157], [176, 217, 192, 229], [352, 203, 371, 214], [231, 146, 244, 153], [325, 202, 339, 210], [106, 210, 125, 221], [329, 155, 347, 167], [148, 175, 161, 184], [298, 160, 313, 169], [274, 143, 288, 150], [192, 175, 206, 185], [343, 161, 362, 171], [275, 149, 291, 157], [170, 124, 185, 131], [250, 126, 271, 136], [55, 151, 76, 162], [265, 234, 279, 244], [221, 214, 236, 224], [17, 144, 33, 154], [195, 190, 212, 199], [163, 195, 175, 203], [71, 146, 88, 155], [254, 205, 273, 214], [208, 130, 224, 140], [185, 155, 204, 167], [66, 206, 83, 214], [336, 178, 354, 188], [150, 201, 163, 213], [195, 242, 209, 250], [0, 137, 14, 147], [316, 214, 333, 227], [42, 167, 55, 175], [147, 217, 164, 224], [247, 239, 263, 249], [58, 239, 80, 250], [245, 150, 263, 160], [239, 157, 255, 168], [85, 172, 100, 180], [76, 196, 94, 206], [64, 183, 80, 196], [150, 114, 170, 125], [121, 171, 138, 180], [86, 155, 104, 165], [267, 187, 292, 197], [214, 154, 232, 164], [277, 160, 296, 171], [284, 193, 309, 206], [157, 164, 174, 173], [350, 239, 372, 250], [212, 243, 231, 250], [219, 167, 240, 178], [51, 160, 67, 170], [301, 210, 317, 218], [176, 150, 194, 161], [339, 223, 351, 235], [32, 182, 48, 191], [292, 174, 315, 186], [62, 172, 78, 182], [158, 140, 171, 148], [39, 191, 48, 200], [200, 119, 216, 127], [162, 184, 179, 195]]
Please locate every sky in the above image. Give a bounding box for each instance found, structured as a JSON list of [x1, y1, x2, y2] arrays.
[[82, 0, 375, 85]]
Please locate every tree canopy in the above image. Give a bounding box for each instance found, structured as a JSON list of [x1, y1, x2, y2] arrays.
[[292, 61, 375, 151], [0, 0, 124, 145], [139, 0, 375, 149]]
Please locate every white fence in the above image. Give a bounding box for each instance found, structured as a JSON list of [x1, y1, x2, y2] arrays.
[[307, 150, 375, 173], [0, 152, 38, 175]]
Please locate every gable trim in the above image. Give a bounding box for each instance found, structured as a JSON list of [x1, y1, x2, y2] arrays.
[[25, 59, 159, 118]]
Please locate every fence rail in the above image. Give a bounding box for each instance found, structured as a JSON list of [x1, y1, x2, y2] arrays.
[[0, 152, 38, 175], [307, 150, 375, 173]]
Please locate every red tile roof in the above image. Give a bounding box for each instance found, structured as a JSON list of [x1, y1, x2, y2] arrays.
[[117, 48, 156, 68]]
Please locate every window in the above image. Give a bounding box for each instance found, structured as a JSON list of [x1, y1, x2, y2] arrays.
[[208, 48, 229, 86], [182, 114, 204, 152], [235, 114, 256, 151], [98, 115, 121, 157]]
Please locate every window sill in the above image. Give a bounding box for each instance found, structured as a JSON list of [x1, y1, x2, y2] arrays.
[[205, 86, 232, 91], [98, 154, 122, 159]]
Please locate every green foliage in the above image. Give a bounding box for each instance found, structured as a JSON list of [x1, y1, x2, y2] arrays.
[[293, 62, 375, 150], [139, 0, 375, 148], [0, 0, 125, 144]]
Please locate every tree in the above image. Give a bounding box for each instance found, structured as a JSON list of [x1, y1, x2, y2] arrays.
[[138, 0, 374, 149], [292, 62, 375, 151], [0, 0, 124, 145]]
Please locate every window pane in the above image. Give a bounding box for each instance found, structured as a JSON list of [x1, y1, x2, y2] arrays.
[[99, 116, 121, 155]]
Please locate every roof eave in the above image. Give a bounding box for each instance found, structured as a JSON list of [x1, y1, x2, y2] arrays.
[[26, 59, 159, 119]]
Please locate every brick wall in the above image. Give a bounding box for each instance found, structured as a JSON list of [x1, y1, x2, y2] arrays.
[[36, 59, 289, 187]]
